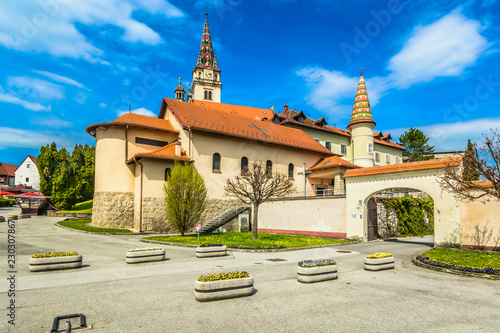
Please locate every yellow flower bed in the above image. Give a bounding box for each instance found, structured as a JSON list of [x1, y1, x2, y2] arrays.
[[198, 271, 249, 282], [31, 252, 79, 258], [366, 252, 393, 259]]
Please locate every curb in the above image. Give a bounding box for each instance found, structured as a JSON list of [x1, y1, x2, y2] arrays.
[[55, 222, 138, 236], [412, 257, 500, 280], [141, 239, 359, 252]]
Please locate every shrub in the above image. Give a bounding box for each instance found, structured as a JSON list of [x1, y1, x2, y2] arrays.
[[366, 252, 393, 259], [298, 259, 337, 268], [382, 196, 434, 236], [128, 247, 163, 252], [198, 271, 250, 282], [31, 252, 79, 258]]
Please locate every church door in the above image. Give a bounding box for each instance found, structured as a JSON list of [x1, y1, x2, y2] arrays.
[[367, 198, 378, 240]]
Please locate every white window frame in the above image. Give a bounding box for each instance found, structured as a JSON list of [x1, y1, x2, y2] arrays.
[[341, 144, 347, 155], [325, 140, 331, 151], [386, 154, 391, 164], [367, 143, 373, 154], [375, 152, 380, 162]]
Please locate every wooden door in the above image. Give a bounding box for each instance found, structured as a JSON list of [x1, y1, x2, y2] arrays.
[[367, 198, 378, 240]]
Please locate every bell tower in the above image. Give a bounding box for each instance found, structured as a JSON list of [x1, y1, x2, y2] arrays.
[[192, 13, 222, 103]]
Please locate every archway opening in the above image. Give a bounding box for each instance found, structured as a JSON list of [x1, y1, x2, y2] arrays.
[[365, 188, 434, 241]]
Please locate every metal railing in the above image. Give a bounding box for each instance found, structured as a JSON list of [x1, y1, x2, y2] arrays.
[[280, 188, 346, 199], [200, 201, 242, 230]]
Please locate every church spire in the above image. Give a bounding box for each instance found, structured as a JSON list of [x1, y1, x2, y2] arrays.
[[348, 68, 375, 128], [196, 14, 219, 70]]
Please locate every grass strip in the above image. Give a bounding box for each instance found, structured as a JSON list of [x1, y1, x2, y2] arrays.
[[58, 218, 132, 234], [421, 248, 500, 269], [57, 199, 93, 214], [144, 232, 351, 248]]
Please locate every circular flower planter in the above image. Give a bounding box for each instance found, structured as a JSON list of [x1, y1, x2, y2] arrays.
[[196, 245, 227, 258], [297, 264, 338, 283], [364, 256, 395, 271], [19, 214, 31, 219], [8, 214, 18, 220], [29, 254, 83, 272], [194, 276, 254, 302], [126, 249, 165, 264]]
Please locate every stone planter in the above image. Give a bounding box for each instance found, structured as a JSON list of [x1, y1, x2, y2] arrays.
[[29, 254, 83, 272], [0, 216, 5, 222], [297, 265, 338, 283], [194, 276, 254, 302], [196, 245, 227, 258], [19, 214, 31, 219], [8, 215, 18, 220], [126, 249, 165, 264], [364, 256, 395, 271]]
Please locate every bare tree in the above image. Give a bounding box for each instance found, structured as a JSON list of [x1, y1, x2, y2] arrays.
[[439, 130, 499, 201], [224, 160, 296, 240]]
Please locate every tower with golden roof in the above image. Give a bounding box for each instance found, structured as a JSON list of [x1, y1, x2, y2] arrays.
[[191, 13, 222, 103], [347, 68, 376, 167]]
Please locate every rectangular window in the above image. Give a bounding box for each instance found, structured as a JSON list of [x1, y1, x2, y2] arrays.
[[9, 178, 14, 186], [313, 138, 320, 143], [325, 141, 331, 151], [27, 164, 30, 168], [367, 143, 373, 153], [396, 157, 401, 164], [386, 155, 391, 164], [135, 137, 169, 148], [375, 152, 380, 162], [25, 177, 29, 182], [341, 144, 347, 155]]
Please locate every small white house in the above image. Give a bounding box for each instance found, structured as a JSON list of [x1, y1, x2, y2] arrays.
[[15, 156, 40, 190]]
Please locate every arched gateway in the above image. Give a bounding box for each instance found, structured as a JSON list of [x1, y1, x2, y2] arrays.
[[344, 157, 462, 246]]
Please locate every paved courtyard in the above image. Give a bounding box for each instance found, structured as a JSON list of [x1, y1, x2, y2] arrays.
[[0, 206, 499, 332]]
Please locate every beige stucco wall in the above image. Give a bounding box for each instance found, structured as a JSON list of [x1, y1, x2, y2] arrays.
[[259, 197, 346, 236], [345, 169, 461, 246], [461, 196, 500, 250], [292, 125, 351, 159], [373, 142, 403, 166], [349, 122, 375, 167], [127, 127, 177, 159]]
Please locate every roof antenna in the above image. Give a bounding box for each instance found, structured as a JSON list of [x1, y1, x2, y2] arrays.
[[128, 104, 131, 113]]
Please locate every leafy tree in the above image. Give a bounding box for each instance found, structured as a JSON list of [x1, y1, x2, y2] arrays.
[[224, 160, 296, 240], [463, 139, 480, 181], [440, 130, 500, 200], [397, 128, 435, 161], [37, 142, 60, 196], [164, 162, 207, 236]]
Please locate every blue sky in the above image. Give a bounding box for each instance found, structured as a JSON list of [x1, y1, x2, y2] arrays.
[[0, 0, 499, 165]]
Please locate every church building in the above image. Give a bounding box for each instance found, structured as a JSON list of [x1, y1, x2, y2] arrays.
[[86, 15, 404, 233]]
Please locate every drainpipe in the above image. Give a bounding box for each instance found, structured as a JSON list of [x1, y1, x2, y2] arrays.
[[125, 125, 129, 161], [134, 157, 144, 232], [303, 163, 307, 193], [188, 126, 192, 157]]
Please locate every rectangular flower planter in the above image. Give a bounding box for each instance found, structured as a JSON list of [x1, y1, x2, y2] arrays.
[[196, 245, 227, 258], [364, 257, 395, 271], [19, 214, 31, 219], [194, 276, 254, 302], [8, 215, 18, 220], [297, 265, 338, 283], [126, 249, 165, 264], [0, 216, 5, 222], [29, 254, 83, 272]]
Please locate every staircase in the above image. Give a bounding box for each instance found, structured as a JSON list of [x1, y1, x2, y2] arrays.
[[200, 202, 249, 233]]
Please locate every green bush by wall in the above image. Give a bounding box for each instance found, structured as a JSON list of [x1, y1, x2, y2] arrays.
[[382, 196, 434, 236], [0, 199, 15, 207]]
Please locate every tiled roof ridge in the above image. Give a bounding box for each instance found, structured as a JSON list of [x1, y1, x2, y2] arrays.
[[86, 112, 178, 137], [309, 156, 361, 171], [344, 157, 462, 178]]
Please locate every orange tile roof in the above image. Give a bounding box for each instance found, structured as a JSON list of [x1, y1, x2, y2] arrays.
[[274, 110, 351, 137], [0, 163, 18, 176], [308, 156, 361, 171], [471, 180, 494, 188], [126, 142, 191, 163], [343, 157, 462, 178], [162, 98, 334, 156], [28, 155, 37, 164], [192, 100, 273, 120], [86, 113, 178, 137], [373, 138, 405, 150]]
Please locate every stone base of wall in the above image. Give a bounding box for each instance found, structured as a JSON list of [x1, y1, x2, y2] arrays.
[[91, 192, 135, 229], [141, 197, 175, 233], [47, 211, 92, 218]]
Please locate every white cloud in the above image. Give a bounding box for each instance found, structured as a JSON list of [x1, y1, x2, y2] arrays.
[[0, 127, 74, 149], [0, 0, 184, 62], [118, 107, 157, 118], [99, 103, 107, 108], [296, 67, 358, 115], [7, 76, 64, 100], [0, 93, 50, 112], [386, 117, 500, 151], [32, 70, 88, 90], [388, 11, 489, 87], [29, 116, 73, 129]]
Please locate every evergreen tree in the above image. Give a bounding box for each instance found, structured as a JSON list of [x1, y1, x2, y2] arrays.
[[37, 143, 60, 196], [397, 128, 435, 161], [164, 163, 207, 236], [463, 139, 480, 181]]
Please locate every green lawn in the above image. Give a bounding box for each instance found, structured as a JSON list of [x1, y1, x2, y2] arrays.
[[144, 232, 351, 248], [421, 248, 500, 269], [57, 199, 93, 213], [58, 218, 132, 234]]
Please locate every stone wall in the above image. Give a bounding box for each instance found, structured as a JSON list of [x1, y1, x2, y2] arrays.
[[91, 192, 135, 229], [376, 200, 398, 237], [47, 211, 92, 219], [141, 197, 174, 233]]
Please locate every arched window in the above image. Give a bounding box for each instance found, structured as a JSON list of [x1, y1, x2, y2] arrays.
[[164, 168, 172, 181], [241, 157, 248, 174], [266, 160, 272, 177], [288, 163, 294, 179], [213, 153, 221, 172]]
